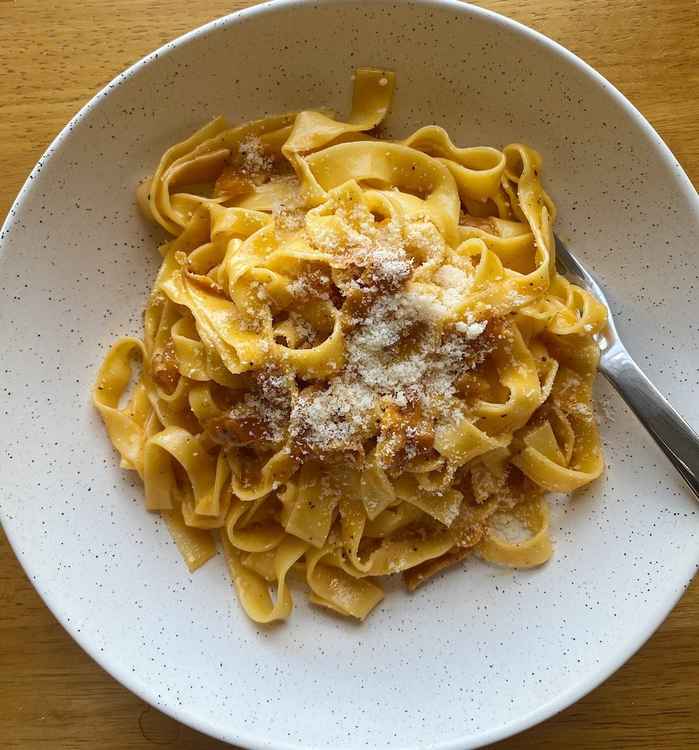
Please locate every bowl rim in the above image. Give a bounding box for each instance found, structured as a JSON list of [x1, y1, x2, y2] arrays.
[[1, 1, 697, 748]]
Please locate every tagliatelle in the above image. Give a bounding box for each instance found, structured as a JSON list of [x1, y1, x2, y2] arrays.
[[94, 68, 606, 623]]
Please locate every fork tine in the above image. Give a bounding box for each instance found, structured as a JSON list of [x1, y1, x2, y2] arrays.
[[554, 234, 603, 295], [554, 234, 615, 318], [554, 239, 569, 273], [554, 234, 584, 280]]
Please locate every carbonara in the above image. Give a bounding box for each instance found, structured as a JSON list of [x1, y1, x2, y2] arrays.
[[94, 69, 606, 622]]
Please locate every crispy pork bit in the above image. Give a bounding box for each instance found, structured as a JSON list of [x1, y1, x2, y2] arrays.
[[213, 165, 255, 200], [376, 400, 435, 475], [151, 339, 179, 393], [205, 368, 294, 449], [403, 546, 472, 592]]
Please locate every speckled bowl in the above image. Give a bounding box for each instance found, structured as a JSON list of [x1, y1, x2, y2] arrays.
[[1, 1, 697, 748]]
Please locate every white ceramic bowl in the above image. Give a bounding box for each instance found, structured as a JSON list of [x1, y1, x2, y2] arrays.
[[1, 1, 697, 748]]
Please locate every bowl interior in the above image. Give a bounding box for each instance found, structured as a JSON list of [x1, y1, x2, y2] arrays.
[[1, 2, 698, 749]]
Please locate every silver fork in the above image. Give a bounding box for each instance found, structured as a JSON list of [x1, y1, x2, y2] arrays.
[[554, 235, 699, 499]]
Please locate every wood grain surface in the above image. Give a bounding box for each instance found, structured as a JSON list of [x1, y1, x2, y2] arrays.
[[1, 1, 697, 748]]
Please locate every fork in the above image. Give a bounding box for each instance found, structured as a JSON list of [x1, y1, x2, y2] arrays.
[[554, 235, 699, 499]]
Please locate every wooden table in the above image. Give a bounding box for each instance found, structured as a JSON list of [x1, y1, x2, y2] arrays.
[[1, 1, 697, 747]]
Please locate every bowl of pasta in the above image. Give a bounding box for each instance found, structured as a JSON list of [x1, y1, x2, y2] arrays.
[[1, 0, 697, 748]]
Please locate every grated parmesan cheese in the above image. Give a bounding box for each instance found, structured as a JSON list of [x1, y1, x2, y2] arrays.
[[455, 320, 487, 339], [254, 196, 498, 459], [238, 136, 273, 175]]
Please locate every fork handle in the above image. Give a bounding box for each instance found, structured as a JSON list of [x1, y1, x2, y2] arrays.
[[600, 344, 699, 499]]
